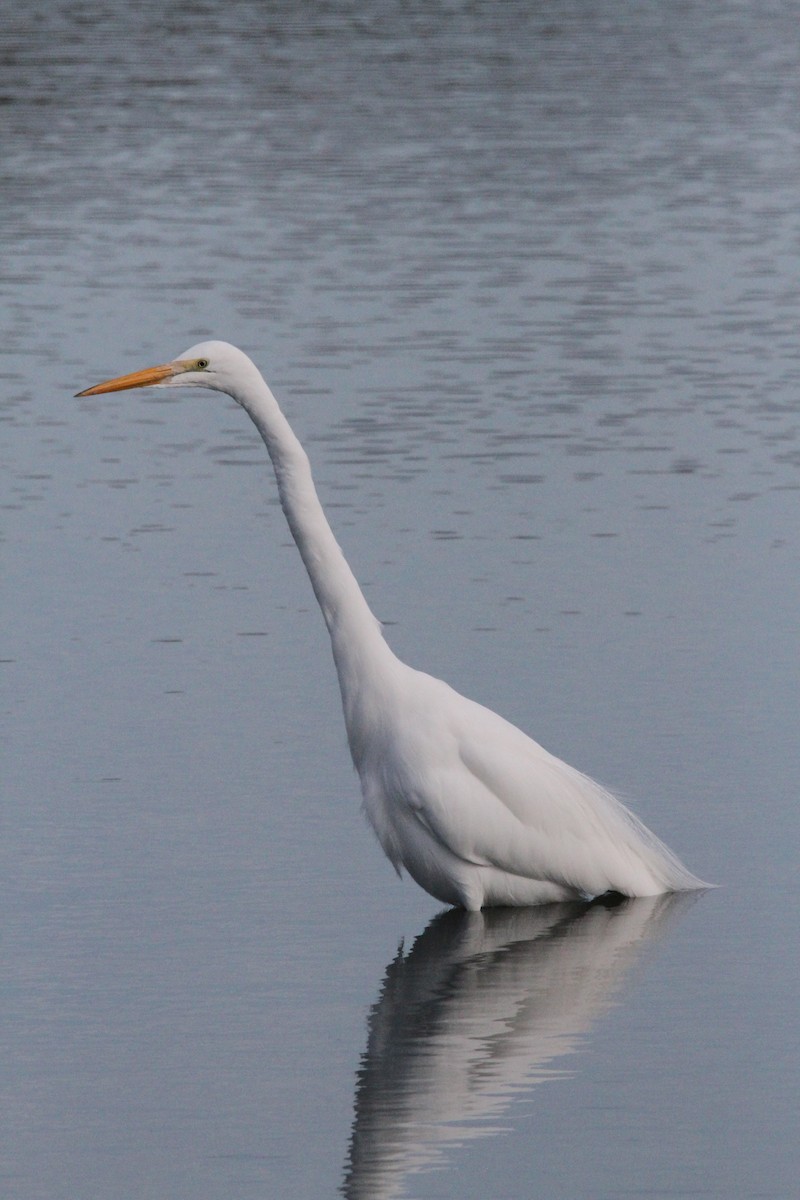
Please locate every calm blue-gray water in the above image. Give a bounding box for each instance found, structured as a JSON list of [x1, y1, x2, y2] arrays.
[[2, 2, 798, 1197]]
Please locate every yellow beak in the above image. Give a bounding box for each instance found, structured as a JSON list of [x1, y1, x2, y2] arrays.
[[75, 362, 176, 397]]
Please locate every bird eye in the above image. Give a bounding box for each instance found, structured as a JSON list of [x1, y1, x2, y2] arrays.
[[195, 358, 209, 370]]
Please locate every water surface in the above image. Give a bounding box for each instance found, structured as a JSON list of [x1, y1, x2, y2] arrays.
[[2, 3, 798, 1198]]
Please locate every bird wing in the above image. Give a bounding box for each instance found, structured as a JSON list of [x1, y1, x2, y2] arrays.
[[399, 677, 666, 896]]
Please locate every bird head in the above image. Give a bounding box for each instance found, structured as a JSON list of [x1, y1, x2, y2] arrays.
[[75, 340, 262, 399]]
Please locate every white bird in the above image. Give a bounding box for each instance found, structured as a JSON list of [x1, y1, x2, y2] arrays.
[[77, 341, 708, 909]]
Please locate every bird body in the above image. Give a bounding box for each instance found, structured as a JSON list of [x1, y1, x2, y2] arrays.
[[77, 341, 708, 909], [347, 662, 703, 908]]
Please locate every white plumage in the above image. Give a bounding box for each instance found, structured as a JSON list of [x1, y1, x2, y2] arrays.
[[77, 341, 708, 909]]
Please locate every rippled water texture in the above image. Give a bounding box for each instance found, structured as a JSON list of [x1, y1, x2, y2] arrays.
[[2, 3, 798, 1198]]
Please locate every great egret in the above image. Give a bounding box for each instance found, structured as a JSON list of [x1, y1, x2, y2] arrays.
[[77, 341, 708, 909]]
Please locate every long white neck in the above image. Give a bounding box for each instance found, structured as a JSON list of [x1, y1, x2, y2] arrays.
[[230, 370, 398, 739]]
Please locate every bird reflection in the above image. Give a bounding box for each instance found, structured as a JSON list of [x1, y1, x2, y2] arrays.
[[341, 893, 697, 1199]]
